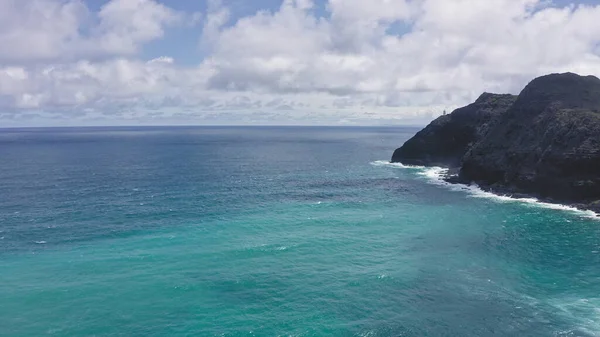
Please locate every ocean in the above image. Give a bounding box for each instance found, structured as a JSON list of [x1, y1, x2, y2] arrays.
[[1, 126, 599, 336]]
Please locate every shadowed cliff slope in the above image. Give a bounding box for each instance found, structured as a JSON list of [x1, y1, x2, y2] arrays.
[[391, 93, 517, 166], [392, 72, 600, 211]]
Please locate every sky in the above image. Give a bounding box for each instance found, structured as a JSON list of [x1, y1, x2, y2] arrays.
[[1, 0, 600, 127]]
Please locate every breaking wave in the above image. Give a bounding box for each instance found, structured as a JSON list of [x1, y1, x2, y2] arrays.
[[371, 160, 599, 219]]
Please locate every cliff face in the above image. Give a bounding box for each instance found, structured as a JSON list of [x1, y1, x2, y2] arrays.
[[460, 73, 600, 206], [391, 93, 517, 166], [392, 72, 600, 211]]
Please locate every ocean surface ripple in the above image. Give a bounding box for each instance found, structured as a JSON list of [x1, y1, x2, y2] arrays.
[[1, 126, 599, 336]]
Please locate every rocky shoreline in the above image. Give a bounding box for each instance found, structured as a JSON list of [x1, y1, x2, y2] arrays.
[[443, 172, 599, 214], [392, 73, 600, 214]]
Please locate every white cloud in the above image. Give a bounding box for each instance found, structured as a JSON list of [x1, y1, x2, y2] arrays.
[[0, 0, 87, 62], [92, 0, 187, 55], [1, 0, 600, 126], [0, 0, 195, 63], [328, 0, 412, 52], [200, 0, 600, 114]]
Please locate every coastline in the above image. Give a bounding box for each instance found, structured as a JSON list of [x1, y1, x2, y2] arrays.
[[372, 160, 600, 219], [390, 74, 600, 217]]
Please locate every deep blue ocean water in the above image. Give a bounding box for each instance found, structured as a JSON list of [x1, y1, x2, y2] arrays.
[[1, 126, 599, 336]]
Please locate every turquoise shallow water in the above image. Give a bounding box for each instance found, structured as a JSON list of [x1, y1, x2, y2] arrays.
[[1, 126, 599, 336]]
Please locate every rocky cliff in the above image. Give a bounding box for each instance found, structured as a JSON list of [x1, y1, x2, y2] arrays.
[[391, 93, 517, 166], [392, 72, 600, 212]]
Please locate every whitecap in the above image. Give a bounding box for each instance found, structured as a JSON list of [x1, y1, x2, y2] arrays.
[[35, 241, 47, 244], [370, 160, 425, 169], [371, 160, 599, 220], [549, 297, 600, 336]]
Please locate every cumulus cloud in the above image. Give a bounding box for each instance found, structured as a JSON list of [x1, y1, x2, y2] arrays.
[[0, 0, 194, 63], [200, 0, 600, 114], [1, 0, 600, 126], [92, 0, 188, 56]]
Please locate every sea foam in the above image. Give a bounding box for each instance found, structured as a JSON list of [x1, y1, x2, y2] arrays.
[[371, 160, 599, 220]]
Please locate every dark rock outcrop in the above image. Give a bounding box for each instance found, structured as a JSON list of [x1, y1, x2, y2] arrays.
[[391, 93, 517, 166], [392, 72, 600, 212]]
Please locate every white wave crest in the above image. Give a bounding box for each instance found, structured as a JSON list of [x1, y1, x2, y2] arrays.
[[371, 160, 599, 219], [370, 160, 425, 169], [550, 297, 600, 337]]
